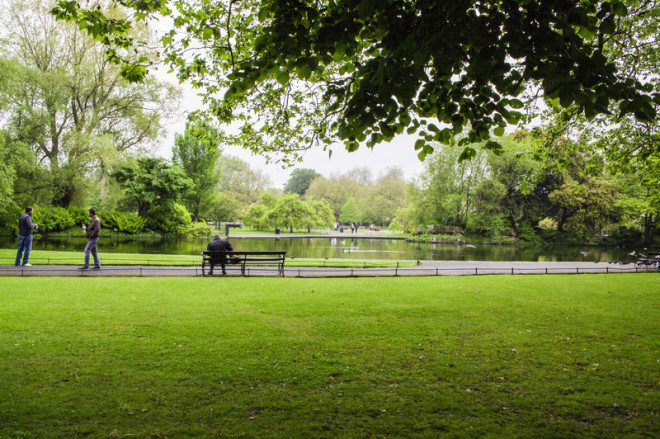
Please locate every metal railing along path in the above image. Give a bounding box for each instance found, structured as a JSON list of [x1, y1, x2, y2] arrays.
[[0, 264, 652, 277]]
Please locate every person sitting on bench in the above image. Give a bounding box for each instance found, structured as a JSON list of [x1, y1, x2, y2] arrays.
[[206, 235, 233, 275]]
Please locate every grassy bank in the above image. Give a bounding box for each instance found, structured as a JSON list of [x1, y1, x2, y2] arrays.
[[0, 249, 417, 268], [0, 275, 657, 437]]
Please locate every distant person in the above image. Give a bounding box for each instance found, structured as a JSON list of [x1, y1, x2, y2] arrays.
[[81, 208, 101, 270], [207, 235, 233, 275], [15, 206, 38, 267]]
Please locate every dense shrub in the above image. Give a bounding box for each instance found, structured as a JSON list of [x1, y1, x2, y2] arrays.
[[32, 206, 75, 233], [147, 202, 192, 234], [101, 211, 146, 234], [0, 204, 22, 235], [186, 221, 213, 237], [466, 213, 507, 237], [517, 224, 542, 246], [67, 207, 89, 226]]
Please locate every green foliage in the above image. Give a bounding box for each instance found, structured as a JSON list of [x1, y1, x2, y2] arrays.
[[414, 144, 490, 228], [517, 224, 542, 246], [0, 132, 52, 215], [3, 0, 176, 206], [185, 221, 214, 237], [242, 193, 331, 231], [307, 199, 335, 229], [0, 137, 15, 211], [467, 180, 508, 237], [147, 202, 192, 235], [268, 193, 315, 233], [67, 207, 89, 226], [114, 157, 193, 233], [54, 0, 655, 162], [284, 168, 321, 195], [100, 211, 147, 234], [339, 197, 362, 224], [242, 203, 271, 230], [172, 116, 222, 221], [32, 206, 75, 233], [549, 177, 620, 244], [0, 204, 22, 236], [114, 158, 192, 214], [209, 192, 243, 223], [363, 168, 408, 226], [217, 155, 271, 202], [306, 176, 358, 219]]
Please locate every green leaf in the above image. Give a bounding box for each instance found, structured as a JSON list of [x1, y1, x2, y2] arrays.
[[458, 147, 476, 162], [508, 99, 524, 109], [485, 140, 503, 155], [119, 63, 147, 82], [275, 70, 290, 85], [298, 64, 312, 80], [493, 126, 505, 137], [612, 1, 627, 16]]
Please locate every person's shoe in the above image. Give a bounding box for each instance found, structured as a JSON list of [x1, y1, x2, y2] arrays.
[[92, 266, 101, 270], [22, 263, 32, 267], [81, 266, 89, 270]]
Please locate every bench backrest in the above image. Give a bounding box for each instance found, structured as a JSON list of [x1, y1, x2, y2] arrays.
[[203, 251, 286, 262]]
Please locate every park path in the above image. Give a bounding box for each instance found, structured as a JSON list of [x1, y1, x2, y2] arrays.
[[0, 260, 646, 277]]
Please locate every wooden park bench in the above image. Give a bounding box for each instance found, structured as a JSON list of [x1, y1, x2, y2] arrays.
[[201, 251, 287, 276]]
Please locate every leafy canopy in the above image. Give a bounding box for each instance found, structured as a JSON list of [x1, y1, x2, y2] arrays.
[[52, 0, 657, 161], [284, 168, 321, 195]]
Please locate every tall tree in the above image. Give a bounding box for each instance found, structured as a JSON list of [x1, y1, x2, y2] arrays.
[[217, 155, 271, 202], [113, 157, 192, 231], [3, 0, 177, 205], [364, 168, 408, 226], [172, 116, 221, 221], [55, 0, 656, 162], [415, 144, 489, 228], [284, 168, 320, 196], [339, 197, 362, 224]]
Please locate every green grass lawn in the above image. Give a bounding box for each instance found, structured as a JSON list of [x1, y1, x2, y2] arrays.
[[0, 275, 657, 438], [0, 249, 416, 268]]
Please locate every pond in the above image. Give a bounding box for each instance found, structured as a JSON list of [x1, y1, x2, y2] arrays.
[[0, 235, 637, 263]]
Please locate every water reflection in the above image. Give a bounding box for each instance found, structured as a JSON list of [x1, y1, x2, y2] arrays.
[[0, 235, 635, 262]]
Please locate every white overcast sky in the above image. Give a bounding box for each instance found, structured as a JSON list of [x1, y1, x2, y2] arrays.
[[153, 71, 426, 189]]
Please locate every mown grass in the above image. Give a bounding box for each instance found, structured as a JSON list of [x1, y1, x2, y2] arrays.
[[0, 249, 416, 268], [0, 274, 657, 438]]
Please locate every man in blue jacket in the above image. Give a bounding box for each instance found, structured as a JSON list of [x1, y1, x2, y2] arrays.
[[15, 206, 38, 267]]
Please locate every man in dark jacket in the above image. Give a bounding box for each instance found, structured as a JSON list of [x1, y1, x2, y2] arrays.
[[81, 208, 101, 270], [15, 206, 38, 266], [206, 235, 233, 275]]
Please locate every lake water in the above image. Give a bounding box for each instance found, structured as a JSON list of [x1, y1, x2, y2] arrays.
[[0, 235, 637, 263]]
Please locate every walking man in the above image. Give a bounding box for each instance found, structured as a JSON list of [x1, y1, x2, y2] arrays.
[[15, 206, 37, 267], [81, 208, 101, 270]]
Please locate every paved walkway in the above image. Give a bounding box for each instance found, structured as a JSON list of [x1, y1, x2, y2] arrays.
[[0, 261, 647, 277]]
